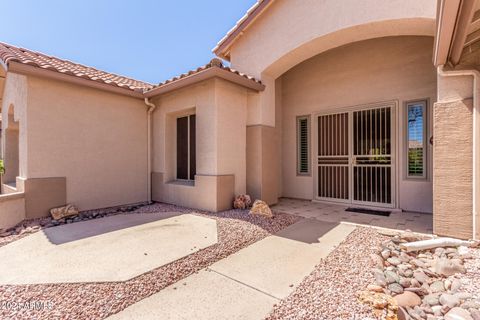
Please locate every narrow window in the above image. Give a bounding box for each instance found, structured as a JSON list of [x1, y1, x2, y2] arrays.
[[406, 101, 427, 179], [177, 114, 196, 180], [297, 115, 310, 175]]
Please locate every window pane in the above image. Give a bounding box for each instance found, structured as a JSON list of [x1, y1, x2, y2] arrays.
[[407, 103, 425, 177], [297, 116, 310, 174], [189, 115, 196, 180], [177, 116, 189, 180]]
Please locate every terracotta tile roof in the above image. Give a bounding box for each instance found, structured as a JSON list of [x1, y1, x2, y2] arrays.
[[150, 58, 261, 89], [0, 42, 153, 93], [0, 43, 262, 96], [213, 0, 273, 59]]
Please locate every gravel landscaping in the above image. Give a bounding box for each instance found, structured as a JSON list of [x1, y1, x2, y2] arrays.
[[266, 227, 480, 320], [0, 202, 300, 320], [266, 227, 383, 320]]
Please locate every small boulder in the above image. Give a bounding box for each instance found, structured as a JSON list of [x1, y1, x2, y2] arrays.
[[394, 291, 422, 307], [430, 280, 446, 293], [444, 307, 474, 320], [440, 294, 461, 309], [249, 200, 273, 218], [434, 258, 466, 276], [370, 253, 385, 269], [233, 194, 252, 209], [388, 283, 404, 295], [50, 204, 79, 220]]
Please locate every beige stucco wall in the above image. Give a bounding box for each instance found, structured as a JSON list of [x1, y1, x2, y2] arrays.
[[0, 192, 25, 230], [151, 78, 249, 210], [25, 75, 148, 211], [280, 36, 436, 212], [227, 0, 436, 127]]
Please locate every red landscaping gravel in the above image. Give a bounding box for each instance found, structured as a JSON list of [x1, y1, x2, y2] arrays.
[[265, 227, 386, 320], [0, 202, 300, 320]]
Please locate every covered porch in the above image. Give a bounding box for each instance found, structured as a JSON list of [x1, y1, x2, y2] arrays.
[[272, 198, 433, 234]]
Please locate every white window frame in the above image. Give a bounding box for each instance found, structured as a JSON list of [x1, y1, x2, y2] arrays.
[[405, 99, 427, 180], [296, 115, 311, 176]]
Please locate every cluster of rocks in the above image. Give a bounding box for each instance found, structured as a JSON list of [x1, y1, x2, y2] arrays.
[[0, 202, 148, 239], [361, 231, 480, 320], [233, 194, 252, 209], [233, 195, 274, 218]]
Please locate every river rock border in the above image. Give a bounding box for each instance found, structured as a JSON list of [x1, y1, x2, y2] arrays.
[[362, 231, 480, 320]]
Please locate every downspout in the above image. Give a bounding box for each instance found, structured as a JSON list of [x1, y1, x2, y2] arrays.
[[144, 98, 157, 204], [437, 66, 479, 240]]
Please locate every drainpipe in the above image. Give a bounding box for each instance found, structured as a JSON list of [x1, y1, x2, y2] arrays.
[[437, 66, 479, 240], [144, 98, 157, 204]]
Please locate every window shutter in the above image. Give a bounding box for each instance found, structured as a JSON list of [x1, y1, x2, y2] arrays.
[[297, 116, 310, 175]]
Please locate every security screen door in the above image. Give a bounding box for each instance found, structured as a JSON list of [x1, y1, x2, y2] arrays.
[[316, 105, 394, 207]]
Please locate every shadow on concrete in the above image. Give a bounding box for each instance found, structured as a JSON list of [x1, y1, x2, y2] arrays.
[[43, 212, 182, 245], [274, 218, 339, 244]]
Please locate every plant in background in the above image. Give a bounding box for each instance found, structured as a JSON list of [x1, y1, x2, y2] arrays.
[[0, 159, 4, 175]]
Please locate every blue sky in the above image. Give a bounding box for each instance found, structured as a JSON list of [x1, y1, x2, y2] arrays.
[[0, 0, 256, 84]]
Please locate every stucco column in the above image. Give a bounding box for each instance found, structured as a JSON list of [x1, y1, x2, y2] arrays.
[[245, 76, 280, 204], [434, 68, 479, 239]]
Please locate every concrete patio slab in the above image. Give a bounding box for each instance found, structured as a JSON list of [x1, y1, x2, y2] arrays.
[[109, 269, 278, 320], [272, 198, 433, 234], [209, 220, 356, 299], [0, 213, 217, 284]]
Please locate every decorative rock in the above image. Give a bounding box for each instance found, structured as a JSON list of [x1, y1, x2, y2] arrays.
[[444, 307, 474, 320], [249, 200, 273, 218], [405, 287, 429, 296], [233, 194, 252, 209], [434, 258, 467, 276], [372, 268, 387, 287], [394, 291, 422, 307], [385, 270, 400, 284], [399, 277, 411, 288], [450, 279, 462, 292], [388, 283, 404, 294], [424, 294, 440, 306], [432, 305, 443, 316], [411, 258, 426, 268], [410, 278, 420, 287], [381, 249, 391, 259], [387, 257, 402, 266], [367, 284, 384, 293], [358, 291, 398, 320], [50, 204, 79, 220], [413, 270, 430, 284], [370, 254, 384, 269], [440, 294, 461, 309], [431, 280, 446, 293]]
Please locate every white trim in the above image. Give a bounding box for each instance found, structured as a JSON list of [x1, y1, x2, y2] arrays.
[[405, 99, 428, 180]]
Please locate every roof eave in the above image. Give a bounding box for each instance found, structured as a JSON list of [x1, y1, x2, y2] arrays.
[[144, 67, 265, 98], [213, 0, 274, 61], [434, 0, 475, 66], [8, 62, 145, 99]]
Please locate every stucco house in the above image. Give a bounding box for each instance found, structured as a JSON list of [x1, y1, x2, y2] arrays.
[[0, 0, 479, 240]]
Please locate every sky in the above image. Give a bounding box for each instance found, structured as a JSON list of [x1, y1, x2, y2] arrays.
[[0, 0, 256, 84]]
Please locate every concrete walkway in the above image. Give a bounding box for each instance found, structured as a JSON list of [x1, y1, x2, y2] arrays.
[[0, 213, 217, 284], [110, 219, 356, 320]]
